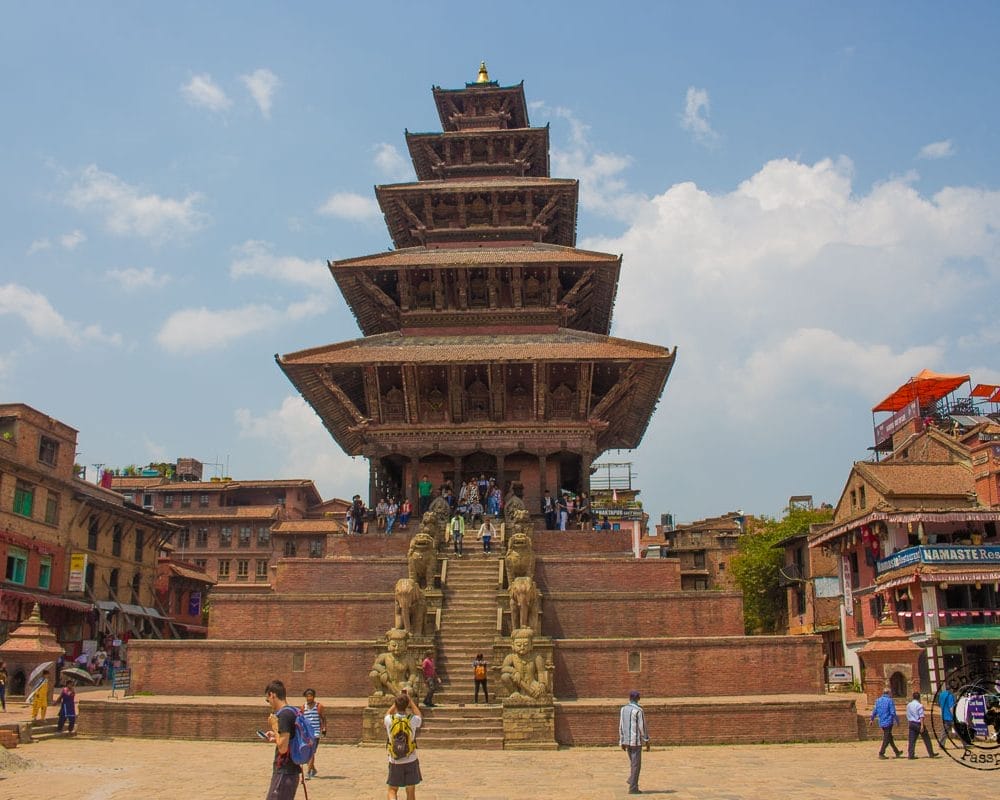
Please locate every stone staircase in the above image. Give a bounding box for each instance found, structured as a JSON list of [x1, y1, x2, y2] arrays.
[[420, 552, 503, 748]]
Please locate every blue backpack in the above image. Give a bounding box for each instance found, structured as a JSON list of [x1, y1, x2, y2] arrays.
[[287, 707, 319, 765]]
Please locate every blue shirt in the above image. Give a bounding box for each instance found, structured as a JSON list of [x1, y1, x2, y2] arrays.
[[938, 688, 956, 722], [871, 693, 898, 727], [906, 698, 926, 724]]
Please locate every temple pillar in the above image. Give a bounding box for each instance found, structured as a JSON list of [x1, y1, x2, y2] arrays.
[[580, 453, 593, 495], [368, 460, 378, 508], [496, 453, 506, 492], [409, 455, 420, 509], [453, 455, 463, 496], [538, 454, 547, 499]]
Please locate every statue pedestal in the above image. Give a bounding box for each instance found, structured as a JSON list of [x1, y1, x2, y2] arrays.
[[501, 701, 557, 749], [362, 702, 389, 743]]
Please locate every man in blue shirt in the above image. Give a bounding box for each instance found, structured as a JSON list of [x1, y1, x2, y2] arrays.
[[869, 687, 902, 758], [906, 691, 939, 759], [937, 683, 956, 746]]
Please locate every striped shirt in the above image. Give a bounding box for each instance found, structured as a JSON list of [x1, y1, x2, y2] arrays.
[[301, 701, 322, 736], [619, 701, 649, 746]]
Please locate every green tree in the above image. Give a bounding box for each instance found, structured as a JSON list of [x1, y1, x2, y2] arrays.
[[731, 507, 833, 634]]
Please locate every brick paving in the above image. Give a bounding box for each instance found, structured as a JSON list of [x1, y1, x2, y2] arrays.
[[1, 736, 992, 799]]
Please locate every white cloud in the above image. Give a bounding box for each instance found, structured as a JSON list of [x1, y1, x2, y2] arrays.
[[180, 74, 232, 112], [0, 283, 122, 347], [27, 238, 51, 255], [229, 240, 329, 289], [680, 87, 719, 144], [105, 267, 171, 291], [235, 396, 369, 501], [59, 230, 86, 250], [156, 297, 329, 354], [241, 68, 280, 118], [918, 139, 955, 160], [65, 165, 207, 241], [373, 143, 412, 181], [317, 191, 381, 222]]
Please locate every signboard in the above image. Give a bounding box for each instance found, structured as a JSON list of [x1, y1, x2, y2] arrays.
[[877, 545, 1000, 575], [814, 576, 842, 599], [842, 556, 853, 616], [111, 667, 133, 698], [826, 665, 854, 684], [188, 591, 202, 617], [68, 553, 87, 592], [874, 398, 920, 445]]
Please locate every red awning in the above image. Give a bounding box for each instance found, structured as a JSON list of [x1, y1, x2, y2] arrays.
[[0, 588, 93, 613], [971, 383, 1000, 398], [873, 369, 970, 413], [990, 390, 1000, 404]]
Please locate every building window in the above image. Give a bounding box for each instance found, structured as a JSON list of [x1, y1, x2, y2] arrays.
[[87, 515, 99, 550], [859, 486, 867, 509], [309, 539, 323, 558], [196, 528, 208, 548], [850, 490, 857, 510], [194, 559, 207, 570], [257, 526, 271, 546], [238, 526, 252, 548], [45, 492, 60, 525], [849, 552, 860, 589], [627, 651, 641, 672], [181, 494, 192, 508], [795, 587, 807, 616], [142, 493, 153, 509], [177, 528, 191, 548], [134, 529, 144, 562], [112, 524, 123, 557], [693, 551, 706, 568], [199, 493, 210, 507], [38, 435, 59, 466], [122, 493, 134, 504], [694, 578, 708, 590], [219, 527, 232, 548], [5, 547, 27, 584], [109, 567, 119, 594], [256, 559, 268, 580], [718, 562, 726, 572], [218, 559, 231, 579], [284, 540, 297, 557], [13, 481, 34, 518], [163, 494, 174, 508], [237, 559, 249, 580], [38, 556, 52, 590], [131, 573, 141, 603]]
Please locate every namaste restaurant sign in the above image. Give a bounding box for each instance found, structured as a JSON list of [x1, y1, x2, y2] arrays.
[[877, 545, 1000, 575]]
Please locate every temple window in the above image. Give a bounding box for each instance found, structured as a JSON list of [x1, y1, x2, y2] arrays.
[[383, 387, 406, 422]]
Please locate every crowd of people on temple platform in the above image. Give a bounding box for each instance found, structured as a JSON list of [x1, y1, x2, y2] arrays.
[[344, 474, 614, 535]]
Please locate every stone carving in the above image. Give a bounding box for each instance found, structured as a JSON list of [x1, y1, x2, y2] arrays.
[[505, 510, 535, 581], [394, 578, 426, 636], [500, 627, 552, 704], [369, 628, 422, 697], [428, 495, 451, 532], [407, 526, 438, 588], [503, 483, 526, 525], [509, 576, 540, 633]]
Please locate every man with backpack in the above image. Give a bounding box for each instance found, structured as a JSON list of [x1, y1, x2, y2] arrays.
[[263, 679, 302, 799], [384, 690, 423, 800]]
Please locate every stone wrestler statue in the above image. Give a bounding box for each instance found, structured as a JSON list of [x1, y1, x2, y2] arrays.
[[500, 627, 552, 704], [369, 628, 422, 697]]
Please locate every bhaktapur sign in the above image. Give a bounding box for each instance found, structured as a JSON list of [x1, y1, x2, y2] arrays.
[[877, 545, 1000, 575]]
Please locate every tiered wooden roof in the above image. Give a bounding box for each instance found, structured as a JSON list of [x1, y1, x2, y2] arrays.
[[432, 81, 529, 131], [405, 127, 549, 180]]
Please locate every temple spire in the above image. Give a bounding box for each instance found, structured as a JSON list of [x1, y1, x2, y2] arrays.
[[475, 61, 490, 84]]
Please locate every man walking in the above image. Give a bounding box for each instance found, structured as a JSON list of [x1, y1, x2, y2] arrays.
[[906, 691, 939, 759], [449, 512, 465, 557], [937, 682, 956, 746], [619, 690, 650, 795], [869, 687, 902, 758], [421, 651, 438, 708], [263, 679, 301, 799], [300, 688, 327, 780]]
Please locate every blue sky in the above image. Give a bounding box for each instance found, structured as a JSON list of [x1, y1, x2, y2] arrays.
[[3, 2, 999, 522]]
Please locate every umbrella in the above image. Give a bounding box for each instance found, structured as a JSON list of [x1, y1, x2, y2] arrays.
[[27, 660, 55, 689], [60, 666, 98, 684]]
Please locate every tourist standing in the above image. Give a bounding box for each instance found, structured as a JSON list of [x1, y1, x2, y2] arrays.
[[263, 679, 301, 800], [386, 498, 399, 536], [399, 498, 412, 530], [619, 690, 650, 795], [487, 482, 501, 517], [300, 688, 327, 780], [577, 491, 591, 530], [0, 660, 7, 711], [869, 687, 902, 758], [56, 679, 77, 733], [31, 669, 51, 722], [418, 475, 432, 514], [376, 498, 389, 533], [906, 691, 939, 759], [350, 495, 367, 535], [385, 692, 423, 800], [421, 652, 438, 708], [472, 653, 489, 704], [937, 682, 956, 745], [557, 493, 569, 531], [449, 512, 465, 557], [477, 517, 496, 555], [542, 490, 556, 530]]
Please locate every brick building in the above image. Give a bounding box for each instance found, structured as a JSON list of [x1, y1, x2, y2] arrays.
[[657, 512, 743, 590], [112, 472, 323, 587], [809, 371, 1000, 699]]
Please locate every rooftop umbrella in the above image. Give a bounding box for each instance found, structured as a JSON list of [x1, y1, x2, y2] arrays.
[[60, 666, 98, 684]]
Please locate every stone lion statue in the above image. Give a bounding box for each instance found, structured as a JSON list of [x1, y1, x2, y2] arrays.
[[509, 575, 540, 633], [394, 577, 426, 636], [504, 483, 526, 526], [505, 510, 535, 581], [428, 495, 451, 529], [407, 528, 438, 588]]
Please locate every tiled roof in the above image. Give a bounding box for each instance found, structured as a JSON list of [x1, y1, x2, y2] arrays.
[[167, 562, 216, 584], [274, 519, 346, 533], [280, 330, 671, 366], [110, 476, 167, 489], [330, 243, 619, 269], [855, 462, 974, 497], [159, 505, 282, 520]]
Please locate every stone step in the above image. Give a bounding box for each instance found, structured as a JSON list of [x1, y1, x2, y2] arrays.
[[416, 736, 503, 749]]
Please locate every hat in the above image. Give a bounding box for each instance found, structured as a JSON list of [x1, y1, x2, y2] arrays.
[[629, 690, 641, 702]]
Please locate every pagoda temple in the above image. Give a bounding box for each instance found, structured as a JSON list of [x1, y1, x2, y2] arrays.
[[278, 65, 675, 510]]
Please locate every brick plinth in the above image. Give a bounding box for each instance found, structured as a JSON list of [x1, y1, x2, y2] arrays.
[[530, 530, 633, 554], [502, 703, 557, 749], [208, 595, 396, 640], [552, 636, 824, 699], [535, 557, 681, 592], [324, 537, 411, 557], [272, 557, 410, 594]]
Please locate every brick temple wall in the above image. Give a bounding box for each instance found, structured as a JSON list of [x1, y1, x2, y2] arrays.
[[271, 558, 408, 593], [551, 636, 824, 699], [535, 556, 681, 591], [208, 594, 395, 640]]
